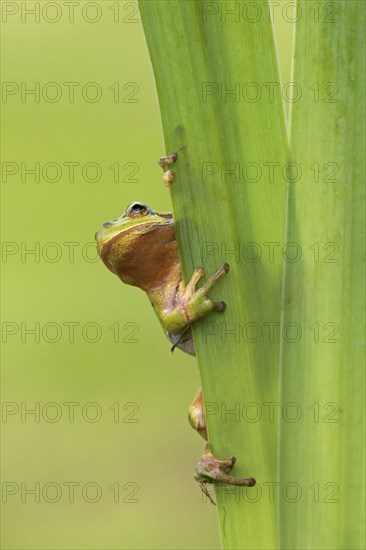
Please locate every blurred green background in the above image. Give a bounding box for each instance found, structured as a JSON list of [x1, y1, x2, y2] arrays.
[[1, 2, 292, 548]]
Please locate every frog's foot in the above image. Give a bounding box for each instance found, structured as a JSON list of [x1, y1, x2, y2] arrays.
[[158, 152, 178, 186], [162, 263, 229, 334], [158, 151, 178, 172], [194, 444, 256, 504], [162, 169, 175, 186], [183, 263, 229, 317]]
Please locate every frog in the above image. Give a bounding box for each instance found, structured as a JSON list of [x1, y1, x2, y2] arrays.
[[95, 151, 256, 502]]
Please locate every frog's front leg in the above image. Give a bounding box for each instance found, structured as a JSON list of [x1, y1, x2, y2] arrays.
[[162, 263, 229, 335]]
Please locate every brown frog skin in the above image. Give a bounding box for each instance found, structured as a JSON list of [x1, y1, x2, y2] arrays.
[[95, 201, 226, 356], [95, 152, 256, 503]]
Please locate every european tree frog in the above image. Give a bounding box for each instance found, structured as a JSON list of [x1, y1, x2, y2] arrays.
[[95, 152, 255, 502]]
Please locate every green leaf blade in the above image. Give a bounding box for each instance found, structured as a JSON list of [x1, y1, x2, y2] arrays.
[[140, 1, 288, 547], [279, 1, 365, 548]]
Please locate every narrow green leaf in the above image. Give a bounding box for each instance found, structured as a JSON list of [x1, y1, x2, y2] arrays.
[[139, 1, 287, 547], [279, 1, 365, 548]]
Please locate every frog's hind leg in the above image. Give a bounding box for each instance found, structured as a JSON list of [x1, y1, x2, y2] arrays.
[[188, 387, 207, 440], [194, 444, 256, 487], [189, 387, 256, 503]]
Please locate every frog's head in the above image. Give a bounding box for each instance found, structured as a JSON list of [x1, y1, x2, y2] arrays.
[[95, 202, 175, 287]]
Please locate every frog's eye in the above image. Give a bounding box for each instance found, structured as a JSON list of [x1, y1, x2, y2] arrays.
[[126, 202, 150, 219]]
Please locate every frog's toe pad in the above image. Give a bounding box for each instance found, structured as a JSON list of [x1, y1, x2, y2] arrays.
[[213, 301, 226, 312], [163, 169, 175, 186]]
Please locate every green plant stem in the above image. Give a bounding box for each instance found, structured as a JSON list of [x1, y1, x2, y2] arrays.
[[140, 1, 288, 548]]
